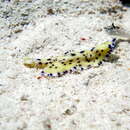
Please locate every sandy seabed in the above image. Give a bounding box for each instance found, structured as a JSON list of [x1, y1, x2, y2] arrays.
[[0, 0, 130, 130]]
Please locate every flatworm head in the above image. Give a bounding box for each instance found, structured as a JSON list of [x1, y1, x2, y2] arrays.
[[23, 57, 48, 69]]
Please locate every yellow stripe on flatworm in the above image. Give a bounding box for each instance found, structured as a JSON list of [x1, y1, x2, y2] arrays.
[[23, 41, 114, 76]]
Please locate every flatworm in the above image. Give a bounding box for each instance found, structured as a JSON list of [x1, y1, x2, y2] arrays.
[[23, 38, 117, 77]]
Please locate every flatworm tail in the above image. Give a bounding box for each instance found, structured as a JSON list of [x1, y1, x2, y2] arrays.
[[23, 39, 117, 77]]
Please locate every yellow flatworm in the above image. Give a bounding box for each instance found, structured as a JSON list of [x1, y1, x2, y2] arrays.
[[24, 38, 116, 77]]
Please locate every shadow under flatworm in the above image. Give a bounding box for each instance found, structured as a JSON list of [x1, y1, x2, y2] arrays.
[[104, 54, 119, 63]]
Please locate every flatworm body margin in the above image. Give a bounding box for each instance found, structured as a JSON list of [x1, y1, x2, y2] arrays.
[[24, 39, 117, 77]]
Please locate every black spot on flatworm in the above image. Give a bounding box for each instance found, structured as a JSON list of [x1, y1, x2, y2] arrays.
[[108, 44, 112, 49], [41, 71, 44, 73], [91, 47, 95, 51], [73, 66, 77, 69], [45, 62, 48, 65], [98, 61, 102, 65], [112, 43, 115, 46], [86, 58, 90, 62], [71, 53, 76, 56], [64, 51, 69, 55], [112, 38, 116, 42], [69, 60, 73, 62], [47, 58, 51, 61], [96, 50, 99, 53], [63, 71, 68, 74], [109, 49, 112, 53], [106, 54, 109, 57], [49, 73, 53, 76], [81, 68, 84, 71], [103, 59, 106, 62], [53, 59, 57, 62], [87, 65, 91, 68], [98, 53, 101, 56], [57, 72, 61, 77], [38, 62, 42, 65], [95, 57, 98, 59], [80, 51, 85, 54], [36, 59, 41, 61], [69, 69, 72, 73]]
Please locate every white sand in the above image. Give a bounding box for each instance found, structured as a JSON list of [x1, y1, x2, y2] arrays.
[[0, 0, 130, 130]]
